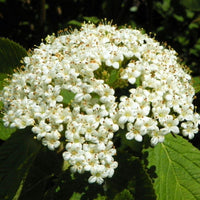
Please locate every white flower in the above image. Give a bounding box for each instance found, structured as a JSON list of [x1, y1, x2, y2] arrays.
[[42, 131, 61, 150], [121, 62, 141, 84], [104, 160, 118, 178], [150, 127, 167, 145], [126, 122, 144, 142], [70, 155, 86, 174], [181, 121, 198, 139], [99, 85, 115, 103], [1, 21, 199, 184], [118, 97, 139, 127], [102, 117, 119, 132], [136, 116, 158, 132], [118, 108, 136, 124], [63, 142, 83, 161], [152, 105, 170, 120], [88, 165, 107, 184], [161, 115, 179, 134]]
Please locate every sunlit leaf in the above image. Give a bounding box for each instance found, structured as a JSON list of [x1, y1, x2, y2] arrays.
[[146, 134, 200, 200]]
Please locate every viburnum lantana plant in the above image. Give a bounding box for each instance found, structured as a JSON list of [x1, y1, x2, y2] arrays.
[[1, 22, 200, 185]]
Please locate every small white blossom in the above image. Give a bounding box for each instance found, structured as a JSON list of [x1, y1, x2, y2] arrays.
[[88, 165, 106, 184]]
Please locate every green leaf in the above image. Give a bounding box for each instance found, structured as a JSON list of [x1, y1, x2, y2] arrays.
[[69, 192, 84, 200], [62, 160, 70, 171], [83, 16, 100, 24], [180, 0, 200, 11], [145, 134, 200, 200], [135, 77, 141, 87], [60, 89, 75, 106], [173, 14, 184, 22], [192, 76, 200, 93], [0, 119, 16, 140], [106, 150, 156, 200], [67, 20, 82, 27], [108, 69, 119, 85], [113, 189, 133, 200], [19, 147, 63, 200], [0, 129, 41, 200], [162, 0, 171, 11], [189, 23, 199, 29], [93, 194, 107, 200], [186, 9, 195, 18], [0, 38, 27, 73], [155, 0, 171, 12], [176, 36, 189, 46]]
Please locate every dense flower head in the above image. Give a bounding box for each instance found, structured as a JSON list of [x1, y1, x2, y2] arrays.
[[1, 22, 200, 184]]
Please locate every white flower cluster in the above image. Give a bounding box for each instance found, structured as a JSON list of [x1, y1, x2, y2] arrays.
[[117, 37, 200, 145], [1, 22, 199, 184]]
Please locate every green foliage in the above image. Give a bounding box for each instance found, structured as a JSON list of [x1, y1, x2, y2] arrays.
[[152, 1, 200, 74], [180, 0, 200, 11], [0, 38, 27, 74], [145, 134, 200, 200]]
